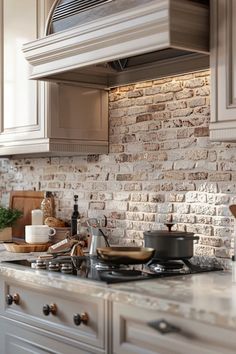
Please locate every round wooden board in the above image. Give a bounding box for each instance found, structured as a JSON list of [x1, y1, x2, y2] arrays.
[[4, 242, 50, 253]]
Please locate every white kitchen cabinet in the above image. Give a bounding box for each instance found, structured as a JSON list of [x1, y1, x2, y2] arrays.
[[112, 302, 236, 354], [0, 0, 108, 156], [210, 0, 236, 141], [0, 277, 107, 354]]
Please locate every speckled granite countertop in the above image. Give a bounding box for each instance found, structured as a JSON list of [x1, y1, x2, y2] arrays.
[[0, 244, 235, 331], [110, 270, 236, 329]]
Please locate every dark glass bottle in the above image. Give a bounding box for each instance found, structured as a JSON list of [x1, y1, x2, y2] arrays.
[[71, 195, 80, 236]]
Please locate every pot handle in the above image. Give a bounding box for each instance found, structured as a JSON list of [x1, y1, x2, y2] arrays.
[[164, 223, 175, 232]]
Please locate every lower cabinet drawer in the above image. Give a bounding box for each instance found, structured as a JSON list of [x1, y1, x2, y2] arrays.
[[0, 279, 105, 350], [112, 302, 236, 354], [0, 316, 104, 354]]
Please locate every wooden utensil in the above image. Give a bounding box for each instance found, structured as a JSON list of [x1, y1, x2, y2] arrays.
[[9, 190, 44, 238], [229, 205, 236, 218]]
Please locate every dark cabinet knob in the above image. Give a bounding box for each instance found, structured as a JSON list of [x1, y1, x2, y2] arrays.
[[43, 303, 57, 316], [73, 312, 89, 326], [6, 293, 20, 306], [148, 319, 180, 335]]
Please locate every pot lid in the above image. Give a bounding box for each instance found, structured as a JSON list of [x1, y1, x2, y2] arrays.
[[143, 230, 195, 238]]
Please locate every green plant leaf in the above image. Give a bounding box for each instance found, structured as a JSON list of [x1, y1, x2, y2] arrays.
[[0, 206, 23, 230]]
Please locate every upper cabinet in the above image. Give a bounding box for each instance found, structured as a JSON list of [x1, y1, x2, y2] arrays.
[[0, 0, 108, 157], [210, 0, 236, 141]]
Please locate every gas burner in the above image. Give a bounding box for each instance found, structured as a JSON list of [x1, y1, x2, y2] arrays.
[[92, 260, 128, 271], [149, 261, 187, 274], [99, 269, 148, 282]]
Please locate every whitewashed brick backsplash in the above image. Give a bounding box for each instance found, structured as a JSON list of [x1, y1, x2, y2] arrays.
[[1, 69, 236, 260]]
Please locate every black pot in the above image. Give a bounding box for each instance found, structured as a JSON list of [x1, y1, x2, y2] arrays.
[[143, 226, 199, 260]]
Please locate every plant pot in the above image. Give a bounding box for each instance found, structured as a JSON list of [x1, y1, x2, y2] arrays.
[[0, 227, 12, 242]]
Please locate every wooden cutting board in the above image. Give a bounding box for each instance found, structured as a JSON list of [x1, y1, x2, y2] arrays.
[[10, 191, 44, 238]]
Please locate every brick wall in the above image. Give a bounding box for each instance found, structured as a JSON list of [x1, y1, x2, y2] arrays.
[[0, 69, 235, 259]]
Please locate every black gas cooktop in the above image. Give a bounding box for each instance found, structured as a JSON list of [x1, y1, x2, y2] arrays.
[[2, 256, 223, 284]]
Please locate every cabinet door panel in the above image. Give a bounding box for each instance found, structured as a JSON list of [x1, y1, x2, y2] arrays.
[[0, 0, 52, 142], [49, 83, 108, 141], [0, 0, 108, 155], [210, 0, 236, 140], [217, 0, 236, 117], [3, 0, 37, 131]]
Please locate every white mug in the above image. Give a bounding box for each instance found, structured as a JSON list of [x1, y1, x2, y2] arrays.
[[25, 225, 56, 244]]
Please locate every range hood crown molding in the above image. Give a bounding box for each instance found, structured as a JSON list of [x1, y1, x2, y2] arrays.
[[23, 0, 209, 88], [23, 1, 171, 74]]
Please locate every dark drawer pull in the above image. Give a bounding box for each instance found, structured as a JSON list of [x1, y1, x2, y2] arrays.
[[148, 319, 181, 335], [6, 293, 20, 306], [73, 312, 89, 326], [43, 303, 57, 316]]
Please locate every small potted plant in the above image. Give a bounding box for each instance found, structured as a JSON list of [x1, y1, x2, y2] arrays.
[[0, 206, 23, 241]]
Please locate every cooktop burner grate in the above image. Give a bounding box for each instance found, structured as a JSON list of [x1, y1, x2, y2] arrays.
[[148, 261, 187, 274], [99, 269, 147, 282]]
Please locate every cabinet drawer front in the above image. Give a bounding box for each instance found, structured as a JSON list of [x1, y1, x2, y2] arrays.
[[0, 316, 103, 354], [113, 302, 236, 354], [0, 280, 105, 349]]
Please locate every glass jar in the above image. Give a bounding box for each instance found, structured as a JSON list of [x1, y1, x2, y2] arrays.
[[41, 191, 53, 223]]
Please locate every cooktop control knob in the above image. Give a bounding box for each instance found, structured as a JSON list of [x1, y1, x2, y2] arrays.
[[35, 259, 47, 270], [61, 263, 73, 274]]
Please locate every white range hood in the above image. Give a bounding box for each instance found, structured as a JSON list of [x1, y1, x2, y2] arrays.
[[23, 0, 209, 88]]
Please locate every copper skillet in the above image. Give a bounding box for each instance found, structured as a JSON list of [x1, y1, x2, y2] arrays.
[[97, 247, 155, 265]]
